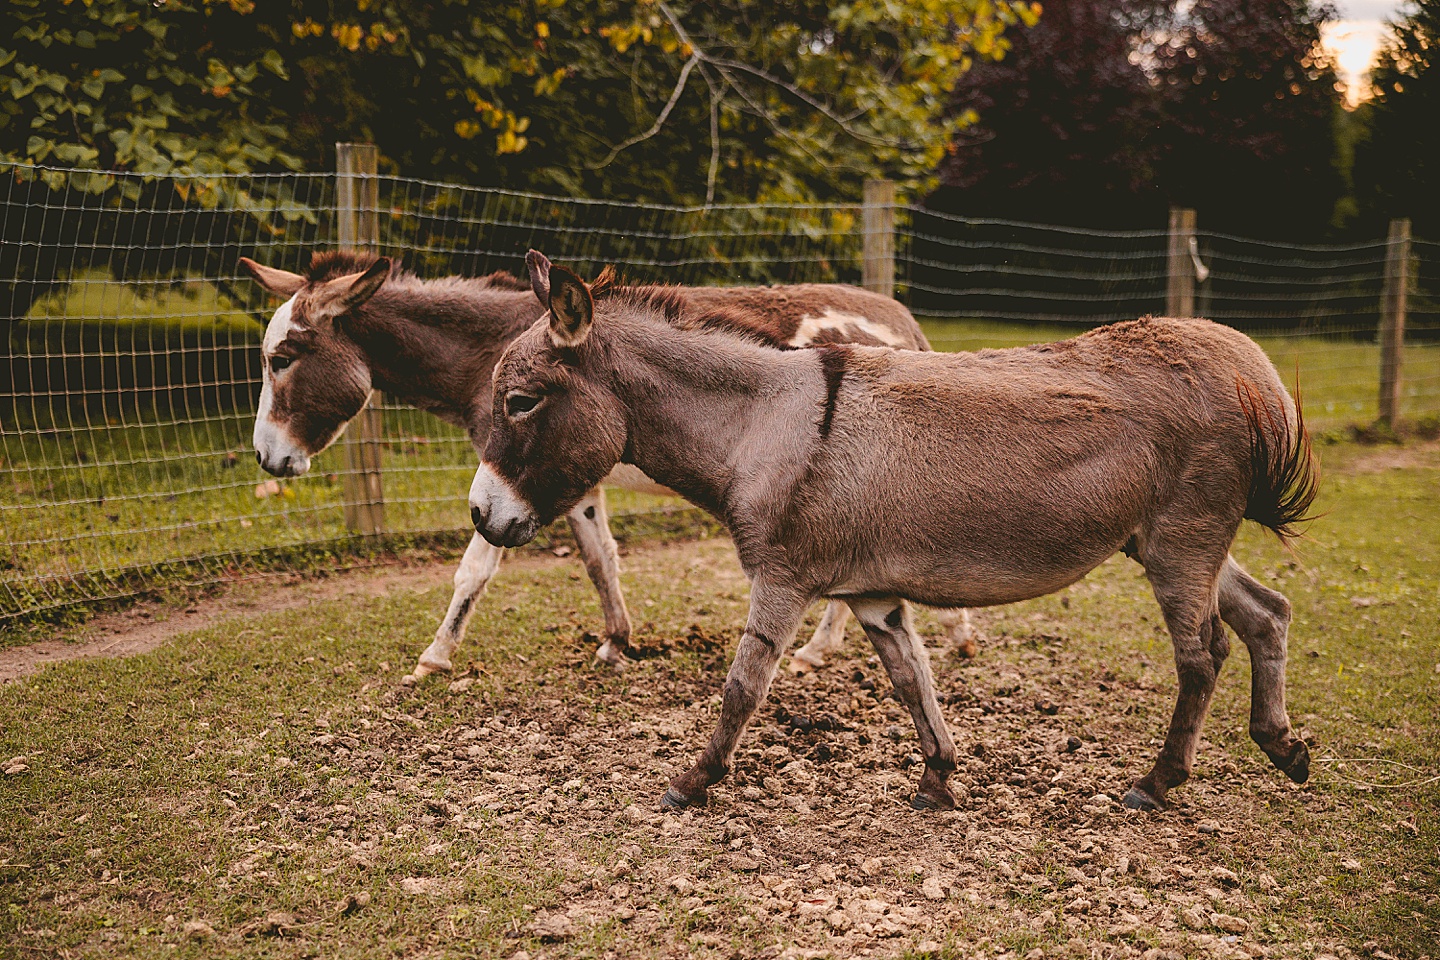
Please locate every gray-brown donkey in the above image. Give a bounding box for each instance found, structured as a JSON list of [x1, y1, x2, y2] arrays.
[[240, 250, 974, 681], [470, 262, 1318, 813]]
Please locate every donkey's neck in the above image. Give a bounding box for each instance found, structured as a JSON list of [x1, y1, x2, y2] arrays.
[[348, 281, 541, 432], [606, 321, 818, 528]]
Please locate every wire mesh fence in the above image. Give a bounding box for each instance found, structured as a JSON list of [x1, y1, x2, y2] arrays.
[[3, 160, 1437, 624]]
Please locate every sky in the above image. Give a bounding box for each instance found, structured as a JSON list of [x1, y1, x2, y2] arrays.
[[1323, 0, 1410, 104]]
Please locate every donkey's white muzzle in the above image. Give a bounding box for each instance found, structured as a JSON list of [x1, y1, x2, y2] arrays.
[[253, 419, 312, 478], [470, 462, 539, 548]]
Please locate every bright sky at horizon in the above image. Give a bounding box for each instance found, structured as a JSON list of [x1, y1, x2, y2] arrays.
[[1323, 0, 1409, 104]]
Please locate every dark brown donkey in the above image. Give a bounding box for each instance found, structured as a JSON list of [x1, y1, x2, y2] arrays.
[[471, 262, 1318, 813], [241, 250, 975, 680]]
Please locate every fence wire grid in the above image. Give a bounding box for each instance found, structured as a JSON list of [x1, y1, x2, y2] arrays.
[[2, 162, 1437, 624]]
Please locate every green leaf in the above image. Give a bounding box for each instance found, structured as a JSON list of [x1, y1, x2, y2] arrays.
[[260, 49, 287, 80]]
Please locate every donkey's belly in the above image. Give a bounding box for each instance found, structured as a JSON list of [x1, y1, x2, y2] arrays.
[[820, 498, 1135, 610], [601, 463, 677, 497]]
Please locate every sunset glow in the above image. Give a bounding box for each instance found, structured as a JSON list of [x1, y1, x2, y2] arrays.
[[1323, 0, 1407, 105]]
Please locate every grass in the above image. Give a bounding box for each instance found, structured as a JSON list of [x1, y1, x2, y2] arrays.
[[3, 314, 1439, 626], [918, 317, 1440, 428], [0, 440, 1435, 958]]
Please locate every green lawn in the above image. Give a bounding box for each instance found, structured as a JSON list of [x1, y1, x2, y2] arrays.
[[0, 440, 1435, 958]]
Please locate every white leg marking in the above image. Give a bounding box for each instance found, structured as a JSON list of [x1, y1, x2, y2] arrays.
[[790, 600, 851, 672], [937, 608, 980, 658], [566, 488, 633, 669], [410, 533, 505, 681]]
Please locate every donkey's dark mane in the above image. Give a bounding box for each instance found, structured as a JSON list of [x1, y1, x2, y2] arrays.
[[305, 250, 529, 293], [588, 264, 795, 350], [307, 250, 385, 283]]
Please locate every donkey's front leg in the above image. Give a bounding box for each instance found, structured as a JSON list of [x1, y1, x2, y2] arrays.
[[410, 532, 504, 681], [663, 584, 808, 810], [850, 598, 959, 810], [566, 488, 633, 669]]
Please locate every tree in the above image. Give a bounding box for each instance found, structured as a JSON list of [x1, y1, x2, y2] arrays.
[[1154, 0, 1345, 239], [0, 0, 300, 191], [1353, 0, 1440, 237], [934, 0, 1171, 228], [929, 0, 1347, 238], [1, 0, 1040, 205]]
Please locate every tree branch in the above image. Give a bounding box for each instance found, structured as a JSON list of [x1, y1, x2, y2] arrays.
[[588, 54, 701, 170], [655, 1, 913, 150], [705, 75, 723, 205]]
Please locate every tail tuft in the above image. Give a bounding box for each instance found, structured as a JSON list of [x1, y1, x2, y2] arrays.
[[1238, 377, 1319, 543]]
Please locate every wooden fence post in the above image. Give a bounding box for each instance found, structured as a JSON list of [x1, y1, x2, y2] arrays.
[[1167, 206, 1197, 317], [336, 142, 386, 535], [862, 180, 896, 298], [1379, 218, 1411, 426]]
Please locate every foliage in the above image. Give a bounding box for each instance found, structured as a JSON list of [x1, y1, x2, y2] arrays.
[[1155, 0, 1346, 239], [0, 0, 300, 195], [1353, 0, 1440, 237], [1, 0, 1040, 205], [930, 0, 1347, 238], [935, 0, 1171, 228]]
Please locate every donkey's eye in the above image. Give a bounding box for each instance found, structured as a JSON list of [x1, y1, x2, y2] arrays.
[[505, 392, 541, 417], [270, 356, 293, 375]]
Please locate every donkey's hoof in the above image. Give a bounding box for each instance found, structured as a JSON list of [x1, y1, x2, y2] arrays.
[[661, 786, 705, 811], [788, 654, 823, 674], [412, 655, 452, 680], [1279, 739, 1311, 784], [1122, 786, 1165, 812], [593, 641, 630, 672], [910, 791, 955, 812], [955, 637, 979, 659]]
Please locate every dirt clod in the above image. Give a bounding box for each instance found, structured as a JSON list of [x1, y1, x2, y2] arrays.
[[182, 920, 214, 941], [1210, 912, 1250, 934]]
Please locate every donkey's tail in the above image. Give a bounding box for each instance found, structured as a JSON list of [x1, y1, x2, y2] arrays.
[[1238, 377, 1319, 543]]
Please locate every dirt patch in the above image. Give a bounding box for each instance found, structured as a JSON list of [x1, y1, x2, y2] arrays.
[[0, 552, 568, 684], [259, 617, 1366, 959], [1328, 439, 1440, 474]]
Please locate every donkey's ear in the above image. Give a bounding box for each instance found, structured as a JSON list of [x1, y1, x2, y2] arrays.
[[547, 265, 593, 348], [239, 257, 305, 298], [339, 256, 391, 311], [526, 249, 551, 305]]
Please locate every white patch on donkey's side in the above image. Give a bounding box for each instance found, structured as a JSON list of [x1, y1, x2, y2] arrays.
[[788, 309, 908, 348]]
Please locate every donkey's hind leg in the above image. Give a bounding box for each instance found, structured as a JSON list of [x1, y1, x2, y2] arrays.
[[1126, 548, 1232, 811], [789, 601, 851, 673], [937, 608, 980, 659], [566, 487, 634, 669], [850, 598, 959, 811], [411, 532, 505, 681], [1218, 556, 1310, 784]]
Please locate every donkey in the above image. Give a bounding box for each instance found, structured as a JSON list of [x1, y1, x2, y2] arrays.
[[240, 250, 975, 681], [470, 262, 1318, 813]]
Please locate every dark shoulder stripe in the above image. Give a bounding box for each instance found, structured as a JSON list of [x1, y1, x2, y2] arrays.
[[816, 344, 849, 440]]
